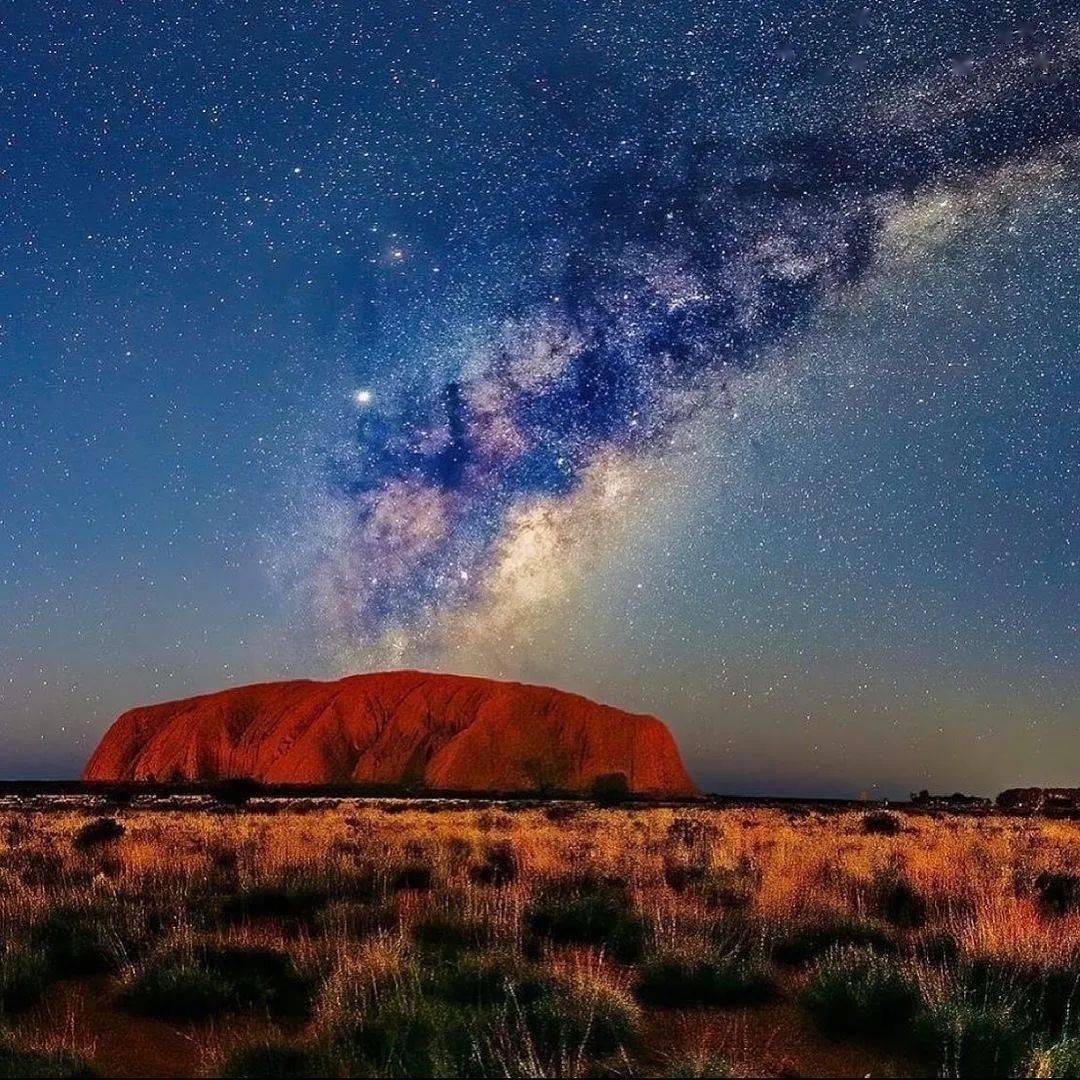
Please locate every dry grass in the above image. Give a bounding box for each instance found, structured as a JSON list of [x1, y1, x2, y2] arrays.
[[0, 801, 1078, 1076]]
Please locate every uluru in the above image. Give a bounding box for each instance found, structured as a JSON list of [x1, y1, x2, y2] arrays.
[[83, 671, 697, 797]]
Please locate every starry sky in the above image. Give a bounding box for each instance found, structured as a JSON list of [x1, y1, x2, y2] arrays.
[[2, 1, 1077, 795]]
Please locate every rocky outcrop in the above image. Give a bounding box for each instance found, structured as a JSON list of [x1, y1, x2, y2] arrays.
[[83, 671, 696, 797]]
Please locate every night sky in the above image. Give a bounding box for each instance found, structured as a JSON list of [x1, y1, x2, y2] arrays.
[[2, 2, 1077, 795]]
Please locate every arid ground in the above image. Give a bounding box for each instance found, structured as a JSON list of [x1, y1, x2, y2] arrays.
[[2, 798, 1080, 1077]]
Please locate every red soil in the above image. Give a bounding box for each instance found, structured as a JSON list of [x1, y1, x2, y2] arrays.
[[83, 670, 696, 797]]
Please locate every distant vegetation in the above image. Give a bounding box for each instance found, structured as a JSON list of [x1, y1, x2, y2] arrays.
[[1, 800, 1079, 1076]]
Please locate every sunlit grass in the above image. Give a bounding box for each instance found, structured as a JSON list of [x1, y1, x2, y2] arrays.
[[1, 801, 1079, 1076]]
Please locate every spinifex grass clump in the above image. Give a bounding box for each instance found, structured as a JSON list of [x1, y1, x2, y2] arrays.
[[516, 973, 641, 1060], [326, 947, 641, 1077], [71, 816, 125, 849], [218, 1042, 339, 1079], [1031, 1035, 1080, 1079], [345, 990, 484, 1077], [801, 946, 921, 1037], [215, 882, 331, 929], [0, 1038, 94, 1079], [655, 1049, 736, 1078], [525, 875, 645, 960], [411, 913, 493, 958], [468, 842, 518, 886], [964, 957, 1080, 1041], [28, 904, 132, 975], [0, 944, 50, 1016], [914, 993, 1031, 1077], [771, 917, 895, 966], [1034, 872, 1080, 916], [122, 945, 314, 1022], [428, 951, 545, 1008], [861, 811, 902, 836], [634, 944, 774, 1007]]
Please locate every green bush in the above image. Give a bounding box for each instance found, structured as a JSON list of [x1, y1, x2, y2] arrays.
[[216, 884, 330, 928], [29, 907, 122, 975], [589, 773, 631, 806], [1032, 1036, 1080, 1078], [411, 914, 492, 957], [966, 958, 1080, 1038], [0, 1040, 95, 1079], [914, 996, 1030, 1077], [0, 945, 51, 1016], [861, 811, 902, 835], [634, 947, 774, 1007], [72, 817, 125, 849], [801, 946, 921, 1037], [771, 918, 894, 966], [428, 951, 544, 1009], [218, 1043, 336, 1078], [346, 993, 480, 1078], [655, 1049, 735, 1077], [1035, 872, 1080, 916], [123, 946, 313, 1021], [871, 872, 927, 928], [518, 976, 641, 1059], [525, 877, 645, 961]]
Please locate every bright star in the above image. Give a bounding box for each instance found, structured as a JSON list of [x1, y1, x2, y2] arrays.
[[353, 389, 373, 406]]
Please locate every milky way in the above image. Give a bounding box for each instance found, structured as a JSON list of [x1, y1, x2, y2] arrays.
[[311, 23, 1080, 651], [3, 2, 1077, 791]]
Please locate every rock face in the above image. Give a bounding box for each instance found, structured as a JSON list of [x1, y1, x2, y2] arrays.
[[83, 671, 696, 796]]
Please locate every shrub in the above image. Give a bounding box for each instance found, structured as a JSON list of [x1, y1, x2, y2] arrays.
[[0, 945, 51, 1016], [123, 946, 313, 1021], [801, 946, 921, 1037], [518, 975, 641, 1059], [122, 952, 234, 1020], [468, 842, 518, 886], [411, 913, 493, 957], [656, 1049, 734, 1078], [219, 1043, 335, 1078], [961, 957, 1080, 1038], [662, 860, 709, 892], [0, 1040, 95, 1079], [390, 863, 433, 892], [861, 811, 902, 836], [634, 946, 774, 1007], [346, 993, 479, 1077], [1031, 1036, 1080, 1079], [914, 996, 1030, 1077], [772, 918, 894, 966], [697, 866, 754, 910], [29, 906, 127, 975], [590, 773, 631, 806], [871, 872, 927, 927], [72, 817, 125, 849], [217, 884, 330, 928], [429, 951, 545, 1009], [1035, 872, 1080, 916], [211, 778, 262, 808], [525, 877, 645, 961], [103, 788, 135, 809]]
